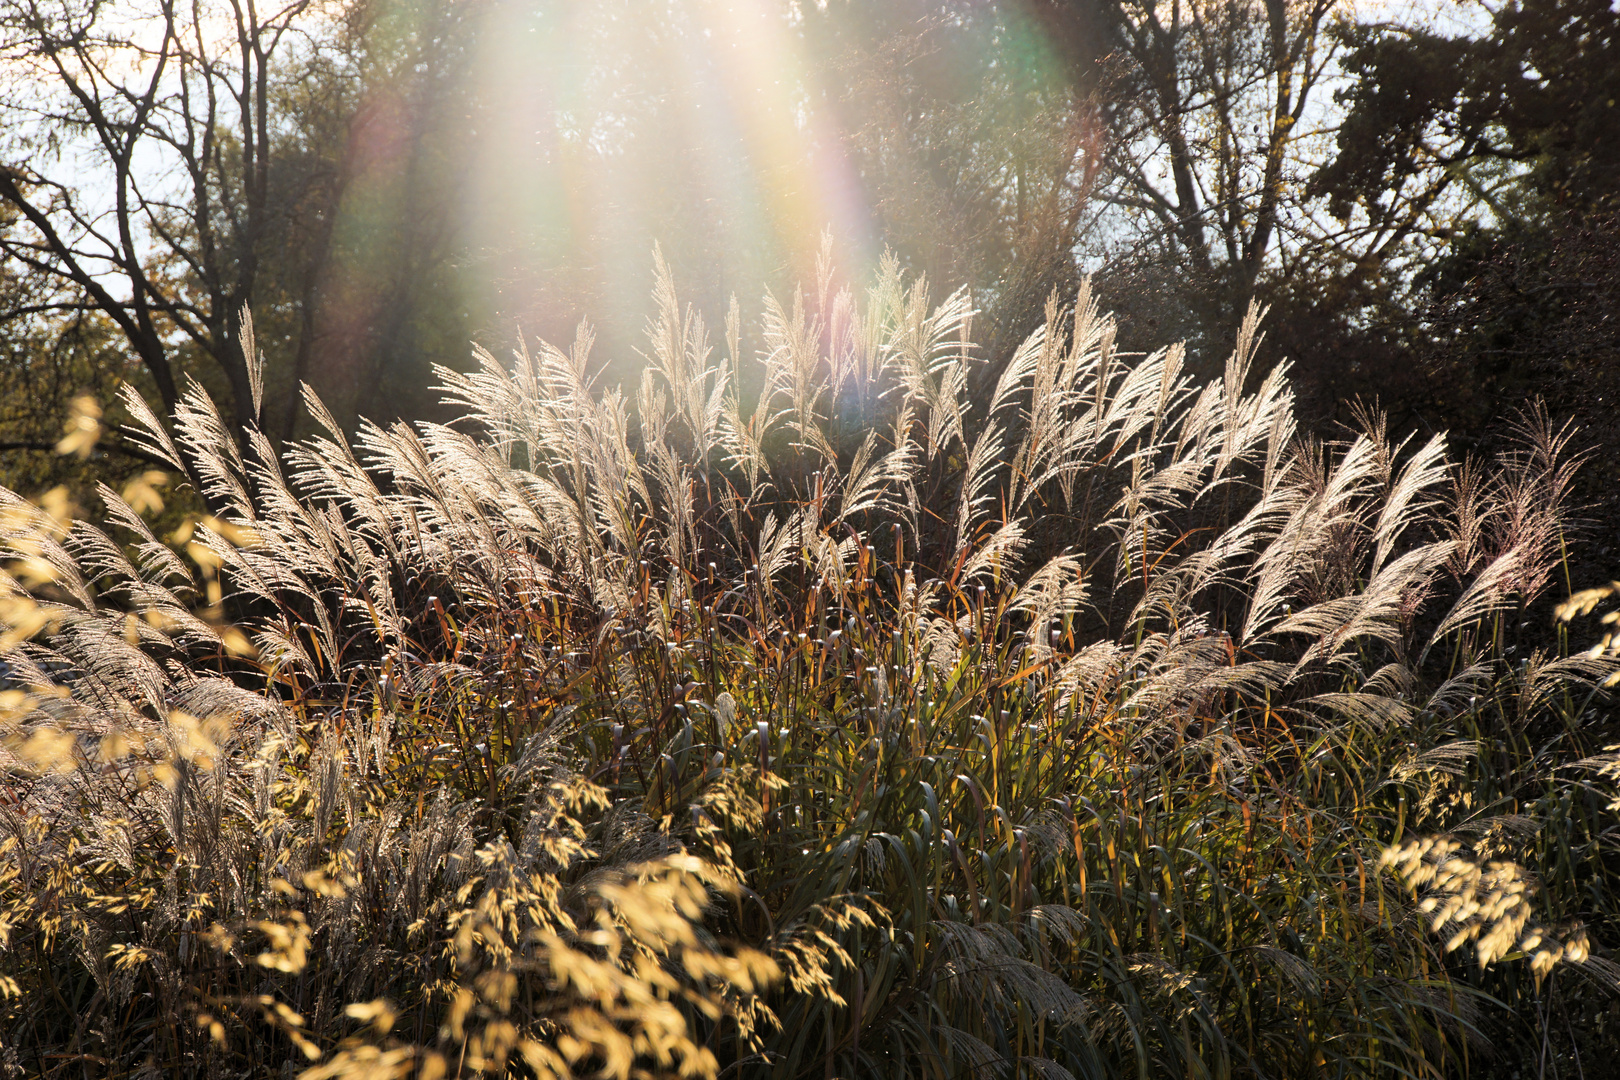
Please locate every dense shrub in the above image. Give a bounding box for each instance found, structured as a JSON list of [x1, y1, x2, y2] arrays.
[[0, 257, 1615, 1077]]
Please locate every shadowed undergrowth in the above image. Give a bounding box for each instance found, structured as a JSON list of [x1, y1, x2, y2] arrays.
[[0, 256, 1617, 1078]]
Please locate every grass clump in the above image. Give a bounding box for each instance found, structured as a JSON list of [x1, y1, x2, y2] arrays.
[[0, 253, 1616, 1077]]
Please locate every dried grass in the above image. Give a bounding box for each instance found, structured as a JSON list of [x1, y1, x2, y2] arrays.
[[0, 257, 1615, 1077]]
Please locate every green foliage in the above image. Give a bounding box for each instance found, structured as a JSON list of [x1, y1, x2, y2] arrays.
[[1321, 0, 1620, 219], [1309, 0, 1620, 472], [0, 260, 1616, 1078]]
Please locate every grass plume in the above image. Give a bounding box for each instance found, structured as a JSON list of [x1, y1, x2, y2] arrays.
[[0, 254, 1616, 1077]]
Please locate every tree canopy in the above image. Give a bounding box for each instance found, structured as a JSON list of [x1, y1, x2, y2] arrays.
[[0, 0, 1616, 474]]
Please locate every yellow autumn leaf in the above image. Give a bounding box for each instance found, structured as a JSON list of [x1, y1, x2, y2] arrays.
[[10, 725, 77, 775], [342, 997, 397, 1034], [40, 484, 73, 524], [219, 626, 258, 659], [55, 394, 101, 458], [121, 470, 168, 516]]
